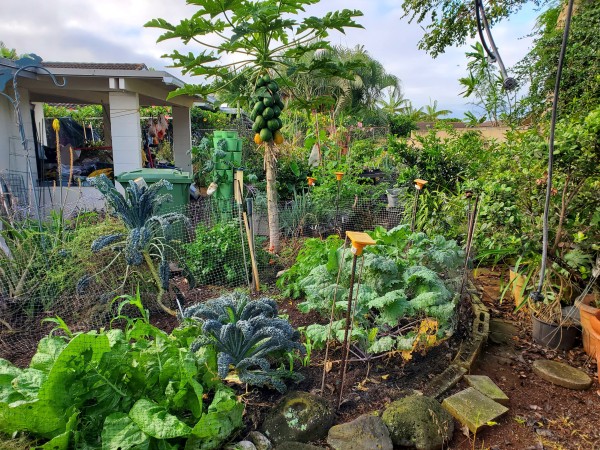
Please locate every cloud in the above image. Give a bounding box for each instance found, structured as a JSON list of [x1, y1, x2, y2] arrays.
[[0, 0, 537, 116]]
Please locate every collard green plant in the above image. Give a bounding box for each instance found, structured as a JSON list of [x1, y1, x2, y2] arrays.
[[0, 295, 244, 449], [89, 174, 189, 315], [183, 292, 305, 393]]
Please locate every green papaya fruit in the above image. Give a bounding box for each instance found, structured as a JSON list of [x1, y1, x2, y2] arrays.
[[262, 107, 275, 120], [260, 128, 273, 142]]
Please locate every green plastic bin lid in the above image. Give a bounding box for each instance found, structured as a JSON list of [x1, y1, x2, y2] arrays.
[[116, 168, 192, 183]]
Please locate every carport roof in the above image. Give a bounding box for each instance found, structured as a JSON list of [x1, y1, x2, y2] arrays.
[[1, 57, 200, 108]]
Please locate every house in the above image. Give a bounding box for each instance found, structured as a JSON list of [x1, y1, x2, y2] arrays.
[[0, 57, 198, 214]]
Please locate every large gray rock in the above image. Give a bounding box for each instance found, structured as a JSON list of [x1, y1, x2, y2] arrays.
[[327, 414, 393, 450], [262, 391, 334, 444], [226, 441, 257, 450], [381, 395, 454, 450]]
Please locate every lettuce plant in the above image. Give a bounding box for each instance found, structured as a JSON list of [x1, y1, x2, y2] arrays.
[[183, 292, 305, 393]]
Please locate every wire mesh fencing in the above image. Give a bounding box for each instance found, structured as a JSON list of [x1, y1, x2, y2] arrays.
[[0, 185, 408, 365]]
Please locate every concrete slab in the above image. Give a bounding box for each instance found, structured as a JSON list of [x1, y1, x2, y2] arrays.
[[489, 319, 518, 345], [532, 359, 592, 390], [464, 375, 509, 405], [442, 387, 508, 434], [424, 364, 467, 400]]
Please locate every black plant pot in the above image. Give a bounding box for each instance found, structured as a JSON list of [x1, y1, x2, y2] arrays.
[[531, 314, 579, 351]]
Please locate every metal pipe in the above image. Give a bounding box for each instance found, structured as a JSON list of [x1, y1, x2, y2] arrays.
[[337, 252, 358, 409]]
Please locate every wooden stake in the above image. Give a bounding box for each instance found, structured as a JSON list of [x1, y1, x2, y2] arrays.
[[243, 212, 260, 292]]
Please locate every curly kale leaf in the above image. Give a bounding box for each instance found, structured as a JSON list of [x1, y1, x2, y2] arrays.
[[186, 293, 304, 392]]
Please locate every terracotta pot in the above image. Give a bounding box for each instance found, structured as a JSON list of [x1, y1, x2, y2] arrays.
[[577, 294, 600, 357], [509, 269, 528, 310]]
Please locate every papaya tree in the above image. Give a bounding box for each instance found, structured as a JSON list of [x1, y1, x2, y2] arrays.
[[146, 0, 363, 253]]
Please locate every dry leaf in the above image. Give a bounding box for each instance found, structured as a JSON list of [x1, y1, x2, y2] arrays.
[[381, 374, 390, 380], [325, 361, 333, 373], [356, 381, 369, 392]]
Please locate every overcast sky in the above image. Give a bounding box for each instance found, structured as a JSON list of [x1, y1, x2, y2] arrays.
[[0, 0, 539, 117]]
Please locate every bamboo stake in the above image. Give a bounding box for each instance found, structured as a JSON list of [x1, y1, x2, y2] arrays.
[[243, 212, 260, 292], [52, 119, 63, 201], [68, 146, 74, 187]]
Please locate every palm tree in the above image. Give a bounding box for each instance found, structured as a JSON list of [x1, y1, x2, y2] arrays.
[[400, 101, 426, 122], [377, 87, 409, 115], [284, 45, 400, 117], [422, 99, 452, 122]]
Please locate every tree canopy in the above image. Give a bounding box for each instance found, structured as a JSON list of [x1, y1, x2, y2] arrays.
[[400, 0, 551, 57]]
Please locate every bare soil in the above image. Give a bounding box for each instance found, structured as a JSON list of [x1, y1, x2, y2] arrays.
[[448, 268, 600, 450]]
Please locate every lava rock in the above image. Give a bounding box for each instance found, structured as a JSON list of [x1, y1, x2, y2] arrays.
[[381, 395, 454, 450], [226, 441, 257, 450], [262, 391, 334, 444], [327, 414, 393, 450]]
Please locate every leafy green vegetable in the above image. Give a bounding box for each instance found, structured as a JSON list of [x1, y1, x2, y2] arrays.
[[290, 227, 463, 355], [102, 412, 150, 450], [184, 292, 305, 392], [129, 399, 191, 439], [0, 296, 243, 449]]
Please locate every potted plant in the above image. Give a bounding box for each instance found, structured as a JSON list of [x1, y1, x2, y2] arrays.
[[577, 289, 599, 357], [528, 268, 581, 351]]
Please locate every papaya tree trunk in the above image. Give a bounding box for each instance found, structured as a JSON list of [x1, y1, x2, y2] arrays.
[[265, 141, 280, 253]]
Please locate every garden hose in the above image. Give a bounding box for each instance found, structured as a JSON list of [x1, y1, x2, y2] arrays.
[[474, 0, 518, 90], [532, 0, 576, 303]]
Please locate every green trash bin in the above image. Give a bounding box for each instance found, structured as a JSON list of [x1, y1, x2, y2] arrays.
[[115, 168, 192, 215]]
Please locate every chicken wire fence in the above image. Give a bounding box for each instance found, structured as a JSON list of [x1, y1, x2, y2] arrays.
[[0, 187, 405, 365]]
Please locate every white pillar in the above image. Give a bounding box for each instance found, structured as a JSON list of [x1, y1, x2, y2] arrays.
[[0, 96, 13, 172], [109, 91, 141, 176], [171, 106, 192, 174]]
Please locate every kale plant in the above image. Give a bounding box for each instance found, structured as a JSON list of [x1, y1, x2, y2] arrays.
[[285, 226, 464, 356], [88, 174, 190, 315], [183, 292, 305, 392]]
